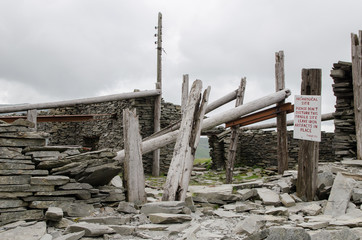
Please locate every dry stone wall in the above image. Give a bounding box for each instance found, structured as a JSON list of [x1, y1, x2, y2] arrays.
[[38, 97, 182, 174], [208, 130, 335, 170], [0, 119, 125, 226]]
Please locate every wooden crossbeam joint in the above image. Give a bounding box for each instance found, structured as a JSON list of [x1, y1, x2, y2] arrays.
[[225, 102, 294, 128]]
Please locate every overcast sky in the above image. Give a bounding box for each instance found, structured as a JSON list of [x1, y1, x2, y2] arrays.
[[1, 1, 361, 131]]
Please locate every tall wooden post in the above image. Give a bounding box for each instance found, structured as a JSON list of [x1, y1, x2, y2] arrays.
[[123, 109, 147, 204], [296, 69, 321, 201], [275, 51, 288, 174], [181, 74, 189, 116], [225, 78, 246, 184], [351, 31, 362, 159], [27, 109, 37, 132], [153, 12, 162, 176]]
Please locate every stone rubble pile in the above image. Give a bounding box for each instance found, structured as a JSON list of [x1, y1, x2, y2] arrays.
[[0, 120, 124, 226], [1, 156, 362, 239]]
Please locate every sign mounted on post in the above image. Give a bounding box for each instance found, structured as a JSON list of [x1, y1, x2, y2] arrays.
[[293, 95, 322, 142]]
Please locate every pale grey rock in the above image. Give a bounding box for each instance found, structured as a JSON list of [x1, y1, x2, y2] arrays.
[[140, 201, 187, 215], [61, 202, 94, 217], [0, 221, 46, 240], [341, 159, 362, 167], [310, 228, 359, 240], [237, 188, 257, 201], [149, 213, 192, 224], [77, 163, 121, 186], [190, 184, 240, 203], [302, 203, 322, 216], [352, 188, 362, 203], [265, 207, 288, 216], [179, 222, 200, 240], [54, 230, 85, 240], [185, 196, 196, 212], [167, 221, 191, 236], [40, 234, 53, 240], [233, 180, 264, 190], [58, 182, 93, 190], [317, 171, 335, 189], [109, 175, 123, 188], [256, 188, 281, 205], [277, 180, 290, 193], [109, 225, 135, 235], [213, 209, 241, 218], [65, 223, 115, 237], [117, 202, 137, 214], [196, 230, 225, 240], [324, 172, 356, 217], [280, 193, 296, 207], [289, 214, 304, 223], [26, 151, 61, 158], [78, 216, 130, 225], [45, 207, 63, 222], [263, 226, 310, 240], [297, 221, 329, 230], [0, 147, 23, 158], [31, 176, 70, 185], [137, 224, 169, 231], [35, 190, 91, 200], [235, 202, 261, 212], [234, 215, 265, 235], [0, 162, 34, 170]]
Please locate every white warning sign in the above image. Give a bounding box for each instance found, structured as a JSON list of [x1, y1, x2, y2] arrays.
[[293, 95, 322, 142]]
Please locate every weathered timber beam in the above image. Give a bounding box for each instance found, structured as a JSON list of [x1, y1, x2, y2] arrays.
[[216, 112, 334, 139], [0, 90, 161, 113], [114, 89, 291, 161]]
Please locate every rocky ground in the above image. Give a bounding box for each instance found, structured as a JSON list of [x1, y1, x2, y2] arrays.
[[2, 160, 362, 240]]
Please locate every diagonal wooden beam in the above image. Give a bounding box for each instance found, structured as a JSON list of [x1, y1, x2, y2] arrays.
[[225, 102, 294, 128]]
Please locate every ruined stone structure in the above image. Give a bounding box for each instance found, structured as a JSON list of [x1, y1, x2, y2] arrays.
[[38, 97, 181, 174], [209, 130, 335, 170]]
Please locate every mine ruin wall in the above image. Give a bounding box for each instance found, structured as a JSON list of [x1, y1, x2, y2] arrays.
[[208, 130, 335, 170], [37, 97, 181, 174]]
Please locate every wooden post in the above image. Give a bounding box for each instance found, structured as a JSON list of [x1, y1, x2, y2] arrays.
[[152, 12, 163, 176], [123, 108, 147, 204], [181, 74, 189, 116], [27, 109, 37, 132], [162, 80, 210, 201], [296, 69, 321, 201], [351, 31, 362, 159], [225, 78, 246, 184], [275, 51, 288, 174]]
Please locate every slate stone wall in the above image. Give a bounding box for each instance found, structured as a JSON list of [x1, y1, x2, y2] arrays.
[[38, 97, 182, 174], [208, 130, 335, 170]]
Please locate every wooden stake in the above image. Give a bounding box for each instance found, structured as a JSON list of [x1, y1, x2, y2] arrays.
[[27, 109, 38, 132], [275, 51, 289, 174], [351, 31, 362, 159], [152, 12, 163, 176], [181, 74, 189, 116], [296, 69, 321, 201], [123, 108, 147, 204], [225, 78, 246, 184], [162, 80, 210, 201]]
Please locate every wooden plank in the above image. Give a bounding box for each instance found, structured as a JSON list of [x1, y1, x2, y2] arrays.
[[181, 74, 189, 115], [275, 50, 288, 174], [0, 90, 161, 114], [27, 109, 37, 132], [296, 68, 321, 201], [351, 31, 362, 159], [225, 103, 293, 128], [162, 80, 205, 201], [123, 108, 146, 204], [114, 89, 291, 161], [225, 78, 246, 184]]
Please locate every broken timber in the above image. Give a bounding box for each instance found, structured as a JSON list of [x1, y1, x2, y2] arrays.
[[162, 80, 210, 201], [123, 109, 147, 204], [114, 88, 291, 162], [225, 78, 246, 184]]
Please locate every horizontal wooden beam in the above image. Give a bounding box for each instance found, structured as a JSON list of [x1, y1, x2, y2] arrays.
[[0, 114, 114, 123], [0, 89, 161, 113], [225, 102, 294, 128]]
